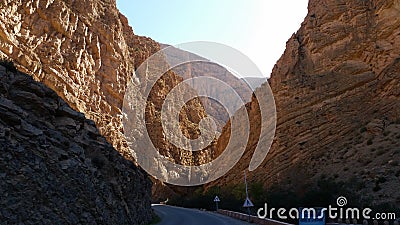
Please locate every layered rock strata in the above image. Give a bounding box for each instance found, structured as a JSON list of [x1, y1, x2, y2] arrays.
[[209, 0, 400, 206]]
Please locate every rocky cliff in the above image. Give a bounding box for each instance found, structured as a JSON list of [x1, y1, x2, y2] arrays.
[[159, 44, 260, 134], [0, 64, 152, 224], [0, 0, 214, 200], [209, 0, 400, 207], [0, 0, 211, 166], [2, 0, 399, 209]]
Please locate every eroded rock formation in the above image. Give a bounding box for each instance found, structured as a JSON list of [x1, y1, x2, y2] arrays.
[[2, 0, 399, 209], [209, 0, 400, 206], [0, 0, 216, 201]]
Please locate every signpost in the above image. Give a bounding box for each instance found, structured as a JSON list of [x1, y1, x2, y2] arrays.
[[214, 196, 220, 211], [243, 197, 254, 208], [243, 171, 254, 222]]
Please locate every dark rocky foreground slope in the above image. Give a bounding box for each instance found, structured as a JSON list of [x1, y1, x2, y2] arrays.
[[0, 64, 152, 225]]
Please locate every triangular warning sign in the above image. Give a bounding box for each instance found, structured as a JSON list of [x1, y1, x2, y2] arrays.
[[214, 196, 220, 202], [243, 197, 254, 207]]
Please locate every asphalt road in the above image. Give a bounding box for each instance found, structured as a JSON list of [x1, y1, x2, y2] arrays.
[[152, 205, 252, 225]]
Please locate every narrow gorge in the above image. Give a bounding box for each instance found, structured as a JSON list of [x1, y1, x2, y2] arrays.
[[1, 0, 399, 224]]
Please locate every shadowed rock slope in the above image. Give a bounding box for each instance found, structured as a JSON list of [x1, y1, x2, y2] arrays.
[[0, 65, 152, 224]]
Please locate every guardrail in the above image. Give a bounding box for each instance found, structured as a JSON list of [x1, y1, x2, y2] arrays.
[[217, 209, 293, 225]]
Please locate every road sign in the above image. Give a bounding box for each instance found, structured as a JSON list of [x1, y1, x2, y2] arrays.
[[214, 196, 220, 211], [243, 197, 254, 207]]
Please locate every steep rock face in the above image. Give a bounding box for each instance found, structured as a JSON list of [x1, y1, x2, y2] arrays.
[[0, 65, 152, 224], [0, 0, 211, 176], [159, 44, 261, 134], [0, 0, 131, 156], [210, 0, 400, 206]]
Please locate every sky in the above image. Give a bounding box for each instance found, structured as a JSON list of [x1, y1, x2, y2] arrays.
[[116, 0, 309, 77]]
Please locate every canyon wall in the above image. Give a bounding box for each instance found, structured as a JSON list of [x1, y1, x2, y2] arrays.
[[0, 0, 210, 165], [159, 44, 259, 134], [2, 0, 399, 208], [210, 0, 400, 206], [0, 0, 215, 200]]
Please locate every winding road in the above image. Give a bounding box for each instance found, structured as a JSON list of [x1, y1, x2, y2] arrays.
[[152, 205, 252, 225]]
